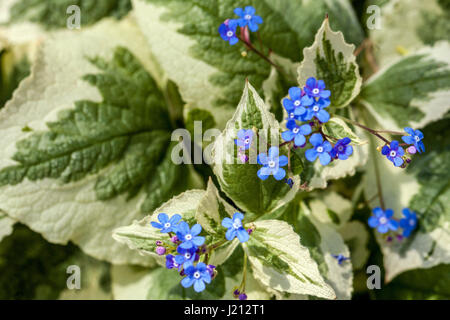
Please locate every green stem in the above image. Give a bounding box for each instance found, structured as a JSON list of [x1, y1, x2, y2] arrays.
[[239, 252, 248, 292]]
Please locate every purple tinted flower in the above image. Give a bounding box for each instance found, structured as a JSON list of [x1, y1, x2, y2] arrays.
[[382, 141, 405, 167], [283, 87, 314, 117], [402, 127, 425, 153], [170, 235, 179, 243], [233, 289, 240, 297], [304, 77, 331, 99], [222, 212, 249, 243], [399, 208, 418, 237], [281, 120, 312, 147], [150, 213, 182, 233], [219, 20, 239, 45], [332, 254, 350, 265], [368, 207, 399, 234], [239, 293, 248, 300], [166, 254, 181, 271], [257, 147, 288, 181], [206, 265, 216, 278], [156, 246, 166, 255], [234, 6, 263, 32], [176, 221, 205, 249], [235, 129, 253, 150], [181, 262, 211, 293], [239, 153, 249, 163], [331, 137, 353, 160], [407, 146, 417, 154], [305, 133, 332, 165], [175, 246, 197, 268]]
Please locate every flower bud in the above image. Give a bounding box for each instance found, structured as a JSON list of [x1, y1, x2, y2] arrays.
[[156, 246, 166, 255]]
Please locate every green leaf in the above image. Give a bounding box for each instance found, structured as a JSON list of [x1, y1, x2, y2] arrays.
[[297, 18, 362, 108], [195, 178, 235, 235], [377, 264, 450, 299], [338, 221, 370, 270], [359, 42, 450, 130], [363, 112, 450, 282], [322, 117, 367, 146], [133, 0, 362, 128], [296, 201, 353, 299], [370, 0, 450, 67], [242, 219, 335, 299], [211, 82, 300, 217], [0, 18, 197, 265], [9, 0, 132, 29]]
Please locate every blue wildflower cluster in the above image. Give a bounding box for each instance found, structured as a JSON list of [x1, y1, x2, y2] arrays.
[[282, 78, 353, 166], [219, 6, 263, 46], [368, 207, 418, 241], [379, 127, 425, 168], [150, 212, 251, 296]]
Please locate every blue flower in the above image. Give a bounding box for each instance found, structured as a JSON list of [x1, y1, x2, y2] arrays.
[[176, 221, 205, 249], [304, 77, 331, 99], [221, 212, 249, 243], [151, 213, 181, 233], [331, 137, 353, 160], [234, 129, 253, 150], [181, 262, 212, 293], [305, 133, 332, 165], [399, 208, 418, 237], [402, 127, 425, 153], [304, 99, 330, 123], [283, 87, 314, 117], [174, 247, 197, 268], [382, 141, 405, 167], [281, 120, 312, 147], [332, 254, 350, 265], [368, 207, 399, 234], [219, 20, 239, 45], [257, 147, 288, 181], [234, 6, 263, 32], [166, 254, 181, 271]]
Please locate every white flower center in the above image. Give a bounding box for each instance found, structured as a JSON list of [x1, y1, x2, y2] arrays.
[[226, 31, 234, 37], [174, 262, 179, 267], [316, 146, 323, 153], [294, 100, 301, 107], [409, 219, 415, 226], [338, 146, 344, 152], [194, 271, 201, 279], [415, 136, 420, 142], [185, 253, 191, 259], [389, 150, 397, 157], [289, 113, 295, 118], [233, 218, 242, 229], [313, 106, 319, 112], [312, 88, 320, 94], [268, 160, 276, 168], [164, 222, 171, 228], [244, 138, 250, 144], [185, 234, 192, 241], [245, 14, 252, 20], [379, 217, 388, 224], [293, 127, 299, 134]]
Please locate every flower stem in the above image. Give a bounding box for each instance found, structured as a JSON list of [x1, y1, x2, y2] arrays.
[[375, 130, 406, 136], [336, 115, 390, 145], [208, 239, 228, 252], [236, 34, 284, 74], [239, 252, 248, 292]]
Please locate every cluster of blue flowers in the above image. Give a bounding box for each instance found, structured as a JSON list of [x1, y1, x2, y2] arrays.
[[151, 212, 250, 295], [219, 6, 263, 45], [381, 128, 425, 168], [283, 78, 353, 165], [368, 207, 418, 241]]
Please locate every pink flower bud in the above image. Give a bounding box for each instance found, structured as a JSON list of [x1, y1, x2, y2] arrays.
[[156, 246, 166, 255], [407, 146, 417, 154]]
